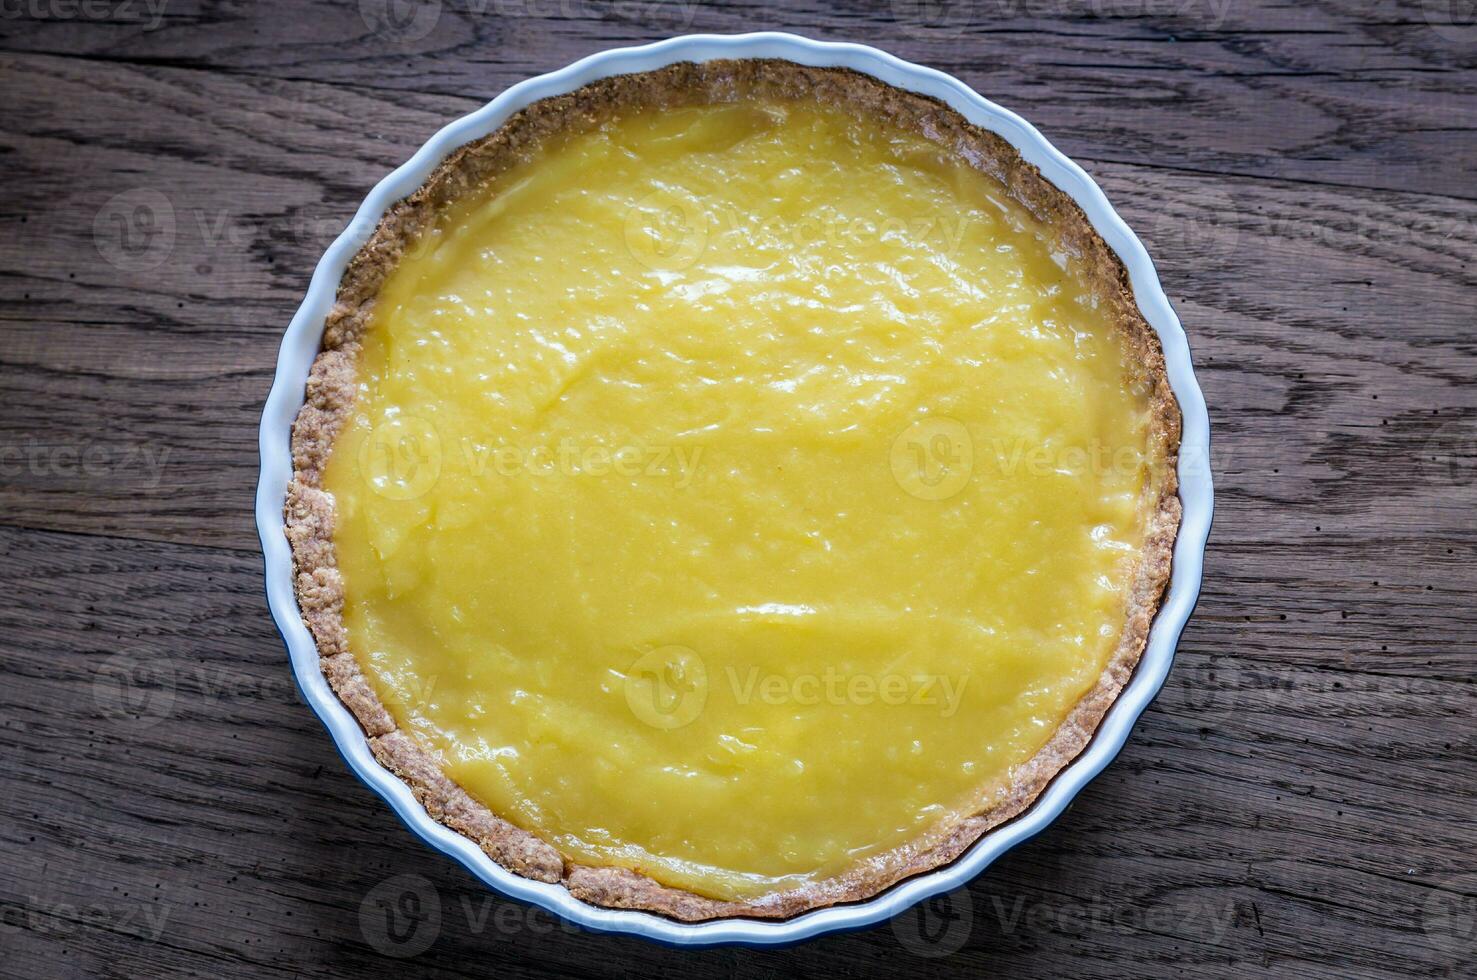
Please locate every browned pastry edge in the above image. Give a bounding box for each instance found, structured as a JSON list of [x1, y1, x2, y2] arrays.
[[284, 59, 1184, 922]]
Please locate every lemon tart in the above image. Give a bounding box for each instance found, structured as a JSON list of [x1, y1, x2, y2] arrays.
[[286, 60, 1181, 921]]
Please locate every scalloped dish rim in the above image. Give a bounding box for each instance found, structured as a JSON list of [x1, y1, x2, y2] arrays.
[[255, 31, 1214, 947]]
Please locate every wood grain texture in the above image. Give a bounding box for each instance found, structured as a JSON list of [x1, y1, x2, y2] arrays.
[[0, 1, 1473, 976], [3, 0, 1475, 197]]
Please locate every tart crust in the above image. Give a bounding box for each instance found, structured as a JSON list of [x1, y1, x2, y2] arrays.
[[285, 59, 1183, 921]]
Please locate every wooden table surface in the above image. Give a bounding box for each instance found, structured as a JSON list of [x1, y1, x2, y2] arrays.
[[2, 2, 1473, 977]]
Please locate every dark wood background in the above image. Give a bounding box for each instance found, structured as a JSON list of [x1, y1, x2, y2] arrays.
[[1, 1, 1473, 977]]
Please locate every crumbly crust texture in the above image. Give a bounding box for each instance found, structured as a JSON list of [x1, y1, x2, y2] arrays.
[[285, 59, 1183, 921]]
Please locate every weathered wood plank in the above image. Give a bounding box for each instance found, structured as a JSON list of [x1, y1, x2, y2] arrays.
[[0, 526, 1469, 977], [0, 5, 1474, 976], [1, 0, 1474, 198], [0, 53, 1473, 552]]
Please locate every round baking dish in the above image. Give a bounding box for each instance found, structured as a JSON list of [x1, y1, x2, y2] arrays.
[[256, 31, 1213, 946]]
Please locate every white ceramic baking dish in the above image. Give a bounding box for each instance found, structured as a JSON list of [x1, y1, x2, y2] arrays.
[[256, 31, 1213, 946]]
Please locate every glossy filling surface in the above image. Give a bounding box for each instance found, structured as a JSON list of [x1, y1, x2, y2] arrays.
[[324, 98, 1166, 900]]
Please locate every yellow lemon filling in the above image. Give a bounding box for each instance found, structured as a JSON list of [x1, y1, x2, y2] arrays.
[[324, 97, 1166, 900]]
